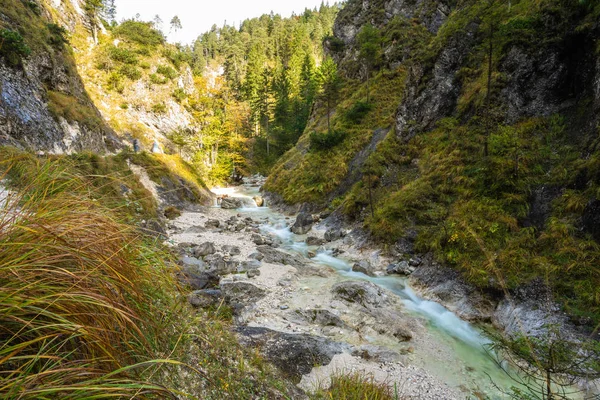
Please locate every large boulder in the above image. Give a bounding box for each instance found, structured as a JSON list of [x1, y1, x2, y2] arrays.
[[332, 281, 390, 308], [352, 260, 376, 276], [235, 326, 348, 383], [291, 212, 314, 235], [257, 246, 304, 267], [386, 260, 415, 276], [221, 197, 244, 209]]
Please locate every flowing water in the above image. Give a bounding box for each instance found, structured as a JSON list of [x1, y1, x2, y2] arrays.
[[211, 181, 583, 399]]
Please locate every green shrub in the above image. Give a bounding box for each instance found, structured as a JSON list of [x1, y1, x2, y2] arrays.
[[311, 372, 395, 400], [46, 23, 68, 47], [106, 72, 125, 92], [24, 0, 41, 15], [119, 64, 142, 80], [151, 103, 167, 114], [345, 101, 373, 124], [172, 88, 187, 102], [140, 61, 151, 69], [324, 35, 345, 53], [109, 46, 138, 65], [156, 65, 178, 79], [310, 130, 346, 151], [149, 73, 168, 84], [163, 46, 192, 68], [120, 102, 129, 110], [113, 20, 165, 47], [0, 29, 31, 66]]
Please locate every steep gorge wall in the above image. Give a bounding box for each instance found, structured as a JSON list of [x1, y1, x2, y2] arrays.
[[266, 0, 600, 322], [0, 0, 117, 153]]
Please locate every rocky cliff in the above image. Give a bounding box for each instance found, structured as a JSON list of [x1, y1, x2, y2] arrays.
[[266, 0, 600, 325], [0, 0, 117, 153]]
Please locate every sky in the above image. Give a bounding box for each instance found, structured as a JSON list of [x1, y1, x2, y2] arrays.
[[116, 0, 333, 44]]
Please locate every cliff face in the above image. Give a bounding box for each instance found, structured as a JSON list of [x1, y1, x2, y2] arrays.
[[266, 0, 600, 322], [0, 0, 116, 153]]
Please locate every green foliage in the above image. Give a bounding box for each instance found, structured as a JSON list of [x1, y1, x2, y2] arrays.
[[0, 29, 31, 66], [109, 45, 138, 64], [113, 20, 165, 47], [310, 372, 397, 400], [149, 72, 168, 84], [106, 71, 125, 92], [172, 88, 187, 103], [310, 130, 346, 151], [156, 64, 178, 79], [151, 102, 167, 114], [119, 64, 142, 80], [488, 325, 600, 399], [23, 0, 41, 15], [164, 205, 182, 219], [345, 101, 373, 124], [46, 23, 68, 47]]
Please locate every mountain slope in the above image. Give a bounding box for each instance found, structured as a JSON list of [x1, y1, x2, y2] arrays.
[[265, 0, 600, 323]]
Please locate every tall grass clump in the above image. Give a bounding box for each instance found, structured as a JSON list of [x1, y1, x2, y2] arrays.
[[0, 151, 184, 398], [311, 372, 399, 400]]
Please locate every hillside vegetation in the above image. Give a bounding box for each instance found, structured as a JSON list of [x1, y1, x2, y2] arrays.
[[266, 0, 600, 324]]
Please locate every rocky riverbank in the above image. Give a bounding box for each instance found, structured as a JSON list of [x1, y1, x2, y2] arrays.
[[164, 179, 545, 399]]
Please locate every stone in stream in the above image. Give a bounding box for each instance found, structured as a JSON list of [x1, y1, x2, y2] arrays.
[[291, 212, 314, 235], [235, 326, 348, 383], [251, 234, 271, 245], [247, 268, 261, 278], [332, 281, 390, 309], [306, 236, 326, 246], [352, 260, 376, 277], [194, 242, 216, 257], [253, 196, 265, 207], [188, 289, 224, 308], [221, 197, 244, 209]]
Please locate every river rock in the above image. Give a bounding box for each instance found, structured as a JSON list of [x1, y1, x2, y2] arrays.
[[253, 196, 265, 207], [249, 252, 265, 261], [352, 260, 376, 276], [306, 236, 326, 246], [185, 225, 206, 234], [291, 212, 314, 235], [180, 255, 204, 268], [194, 242, 216, 257], [352, 345, 402, 363], [324, 228, 344, 242], [257, 245, 304, 267], [221, 197, 244, 209], [188, 289, 224, 308], [222, 245, 241, 256], [252, 234, 272, 245], [177, 270, 219, 290], [247, 268, 261, 278], [387, 261, 415, 276], [205, 219, 220, 229], [332, 281, 390, 308], [235, 326, 348, 383], [221, 281, 266, 308], [289, 309, 347, 328]]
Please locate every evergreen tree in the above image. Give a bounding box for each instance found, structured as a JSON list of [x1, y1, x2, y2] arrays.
[[316, 56, 341, 134], [357, 23, 381, 103]]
